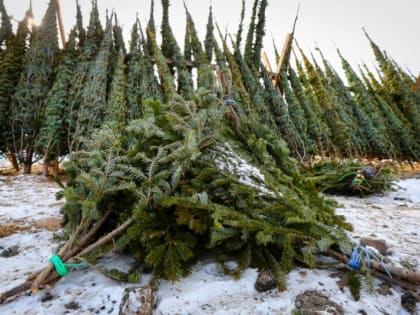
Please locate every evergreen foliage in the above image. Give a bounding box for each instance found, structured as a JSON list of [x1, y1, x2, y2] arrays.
[[73, 14, 113, 149], [0, 0, 12, 52], [160, 0, 193, 98], [126, 18, 147, 120], [338, 50, 394, 158], [293, 47, 332, 156], [105, 50, 128, 125], [360, 69, 419, 159], [0, 8, 31, 160], [11, 0, 59, 173], [252, 0, 267, 69], [60, 88, 351, 288], [204, 6, 214, 63], [302, 160, 396, 196], [234, 0, 246, 55], [364, 30, 420, 143], [244, 0, 259, 68], [65, 0, 103, 153], [298, 47, 352, 157], [35, 28, 78, 168]]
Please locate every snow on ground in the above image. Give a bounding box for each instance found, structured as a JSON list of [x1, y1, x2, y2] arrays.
[[0, 172, 419, 315]]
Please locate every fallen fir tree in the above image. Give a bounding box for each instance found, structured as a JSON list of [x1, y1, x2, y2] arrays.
[[301, 159, 398, 195]]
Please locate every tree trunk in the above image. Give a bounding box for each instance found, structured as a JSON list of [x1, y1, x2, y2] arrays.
[[6, 152, 19, 171], [23, 162, 32, 175], [23, 147, 34, 174], [42, 163, 49, 176]]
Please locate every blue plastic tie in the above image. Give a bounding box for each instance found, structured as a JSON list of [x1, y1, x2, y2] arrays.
[[224, 98, 235, 106], [348, 245, 392, 278]]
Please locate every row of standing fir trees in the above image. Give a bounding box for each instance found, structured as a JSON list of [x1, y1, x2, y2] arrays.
[[0, 0, 419, 175]]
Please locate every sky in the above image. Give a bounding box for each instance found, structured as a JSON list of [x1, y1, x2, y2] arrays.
[[3, 0, 420, 78]]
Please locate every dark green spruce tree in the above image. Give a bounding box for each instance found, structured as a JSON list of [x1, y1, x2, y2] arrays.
[[11, 0, 59, 174], [234, 0, 246, 56], [138, 19, 163, 101], [147, 24, 177, 103], [160, 0, 193, 98], [204, 5, 214, 63], [244, 0, 259, 68], [315, 50, 361, 157], [126, 18, 144, 119], [0, 7, 31, 170], [293, 49, 332, 157], [338, 50, 394, 158], [298, 45, 352, 157], [65, 0, 103, 153], [35, 28, 80, 176], [184, 3, 215, 91], [364, 29, 420, 139], [73, 13, 113, 149], [252, 0, 267, 69], [359, 66, 419, 159], [105, 49, 128, 126], [0, 0, 13, 54]]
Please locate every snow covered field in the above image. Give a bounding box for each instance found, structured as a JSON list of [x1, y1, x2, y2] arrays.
[[0, 169, 419, 314]]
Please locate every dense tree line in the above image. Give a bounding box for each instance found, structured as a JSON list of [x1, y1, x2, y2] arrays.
[[0, 0, 418, 174]]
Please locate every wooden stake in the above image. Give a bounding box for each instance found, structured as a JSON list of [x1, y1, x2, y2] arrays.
[[54, 0, 66, 48], [412, 74, 420, 92], [272, 33, 293, 91]]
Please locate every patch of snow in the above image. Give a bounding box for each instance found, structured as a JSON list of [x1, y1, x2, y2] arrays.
[[214, 143, 274, 195], [332, 178, 420, 270]]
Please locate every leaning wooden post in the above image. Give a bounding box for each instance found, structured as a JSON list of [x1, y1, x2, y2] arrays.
[[412, 74, 420, 92], [271, 4, 299, 93], [272, 33, 293, 92], [54, 0, 66, 48]]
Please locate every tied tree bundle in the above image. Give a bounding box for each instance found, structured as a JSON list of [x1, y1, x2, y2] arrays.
[[1, 92, 354, 302], [302, 159, 397, 195]]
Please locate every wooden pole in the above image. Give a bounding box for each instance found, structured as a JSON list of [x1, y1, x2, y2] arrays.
[[54, 0, 66, 48], [412, 74, 420, 92], [272, 33, 293, 91]]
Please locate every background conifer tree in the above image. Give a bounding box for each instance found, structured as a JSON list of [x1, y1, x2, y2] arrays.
[[126, 18, 144, 119], [0, 7, 31, 170], [65, 1, 103, 153], [338, 50, 394, 158], [244, 0, 259, 69], [359, 67, 419, 159], [160, 0, 193, 98], [294, 46, 333, 156], [234, 0, 246, 60], [0, 0, 12, 54], [299, 49, 352, 157], [11, 0, 59, 173], [252, 0, 267, 69], [73, 14, 113, 149], [204, 6, 214, 63], [35, 28, 79, 175], [105, 50, 128, 126], [364, 31, 420, 139]]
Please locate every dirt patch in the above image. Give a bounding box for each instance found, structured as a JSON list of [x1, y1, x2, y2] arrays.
[[0, 217, 61, 237], [395, 162, 420, 179], [0, 224, 30, 238], [295, 290, 344, 315], [33, 218, 62, 231]]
